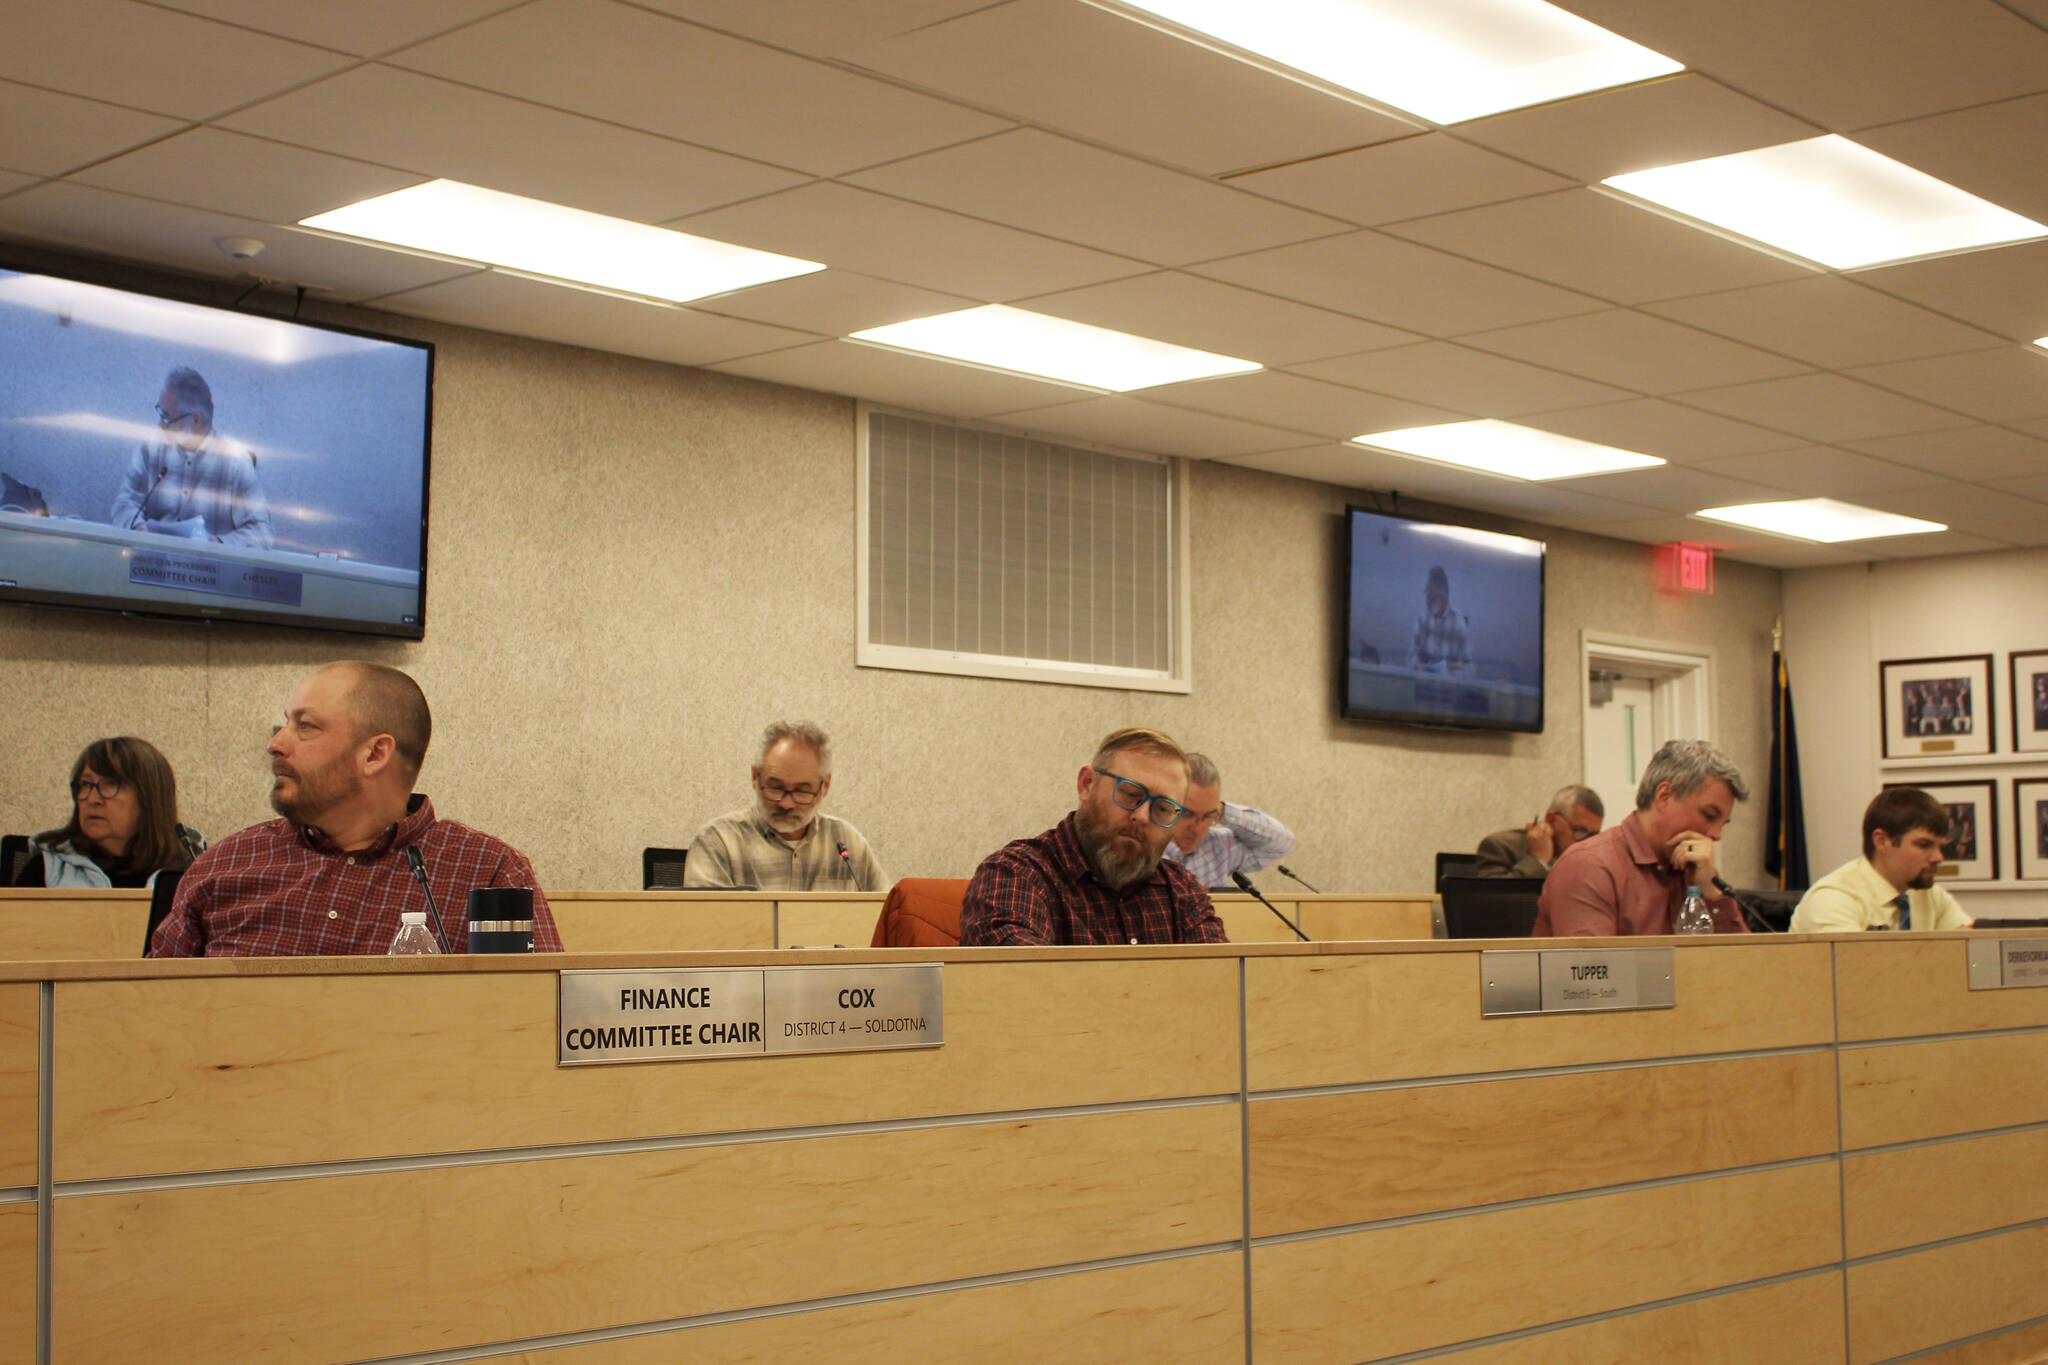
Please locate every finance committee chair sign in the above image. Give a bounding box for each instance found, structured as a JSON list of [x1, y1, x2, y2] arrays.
[[558, 964, 943, 1065]]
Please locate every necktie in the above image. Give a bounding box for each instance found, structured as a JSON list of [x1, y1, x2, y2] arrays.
[[1893, 891, 1911, 931]]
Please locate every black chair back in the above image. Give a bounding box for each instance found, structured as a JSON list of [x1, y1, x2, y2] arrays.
[[642, 847, 689, 890], [1434, 851, 1481, 891], [1441, 876, 1543, 939], [144, 867, 184, 956], [2, 834, 30, 885]]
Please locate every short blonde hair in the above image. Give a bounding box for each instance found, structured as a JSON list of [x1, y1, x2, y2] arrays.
[[1091, 727, 1187, 772]]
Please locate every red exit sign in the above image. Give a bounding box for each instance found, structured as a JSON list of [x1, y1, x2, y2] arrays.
[[1656, 542, 1715, 594]]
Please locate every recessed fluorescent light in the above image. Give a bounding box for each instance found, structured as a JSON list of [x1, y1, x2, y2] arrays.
[[1108, 0, 1681, 124], [1603, 136, 2048, 269], [2034, 336, 2048, 353], [1695, 498, 1945, 543], [300, 180, 824, 304], [1350, 420, 1665, 480], [849, 306, 1260, 391]]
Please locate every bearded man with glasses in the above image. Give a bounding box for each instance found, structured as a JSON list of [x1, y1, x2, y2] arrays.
[[960, 727, 1227, 946], [684, 720, 889, 891], [109, 365, 274, 549]]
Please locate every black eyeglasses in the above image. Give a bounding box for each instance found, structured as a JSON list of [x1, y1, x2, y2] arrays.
[[759, 779, 821, 806], [72, 776, 126, 801], [155, 404, 205, 430], [1091, 768, 1186, 828]]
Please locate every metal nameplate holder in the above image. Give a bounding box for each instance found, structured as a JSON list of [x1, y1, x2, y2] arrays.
[[1966, 937, 2048, 991], [1481, 947, 1677, 1018], [559, 963, 943, 1065]]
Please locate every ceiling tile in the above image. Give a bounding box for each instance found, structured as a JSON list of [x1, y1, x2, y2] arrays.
[[1856, 91, 2048, 226], [1691, 447, 1947, 497], [1846, 348, 2048, 424], [2019, 417, 2048, 441], [1292, 342, 1630, 417], [72, 129, 421, 226], [1018, 272, 1418, 368], [1518, 398, 1807, 462], [375, 270, 819, 368], [1985, 473, 2048, 502], [0, 0, 350, 120], [0, 172, 37, 196], [1216, 442, 1518, 505], [980, 396, 1306, 460], [149, 0, 524, 55], [1146, 371, 1459, 441], [1854, 482, 2048, 538], [0, 183, 477, 301], [848, 0, 1416, 177], [626, 0, 991, 58], [1462, 310, 1811, 394], [387, 0, 1009, 176], [845, 129, 1347, 267], [1861, 529, 2020, 557], [680, 182, 1149, 301], [1644, 276, 2006, 369], [1191, 231, 1605, 335], [1226, 133, 1569, 226], [693, 271, 973, 338], [1387, 189, 1814, 304], [1457, 73, 1820, 182], [1554, 463, 1789, 514], [1675, 373, 1966, 443], [1559, 0, 2048, 130], [220, 65, 807, 223], [1855, 239, 2048, 342], [0, 80, 186, 178], [708, 339, 1092, 419], [1842, 425, 2048, 481]]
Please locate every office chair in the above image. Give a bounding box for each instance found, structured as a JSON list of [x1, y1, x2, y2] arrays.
[[642, 847, 689, 890], [2, 835, 30, 885], [1440, 876, 1544, 939], [870, 879, 970, 947], [1434, 851, 1481, 891], [143, 867, 184, 956]]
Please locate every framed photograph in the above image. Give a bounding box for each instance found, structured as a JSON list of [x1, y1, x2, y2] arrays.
[[1885, 779, 1998, 882], [2011, 650, 2048, 754], [2016, 778, 2048, 881], [1881, 654, 1994, 759]]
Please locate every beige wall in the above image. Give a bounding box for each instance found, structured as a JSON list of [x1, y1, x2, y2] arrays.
[[2, 279, 1785, 892]]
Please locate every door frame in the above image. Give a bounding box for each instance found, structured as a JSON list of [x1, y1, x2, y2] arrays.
[[1580, 631, 1715, 802]]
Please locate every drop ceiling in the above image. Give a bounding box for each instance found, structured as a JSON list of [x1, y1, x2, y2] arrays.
[[4, 0, 2047, 568]]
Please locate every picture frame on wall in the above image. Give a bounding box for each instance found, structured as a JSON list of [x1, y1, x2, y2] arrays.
[[2010, 650, 2048, 754], [1885, 779, 1998, 882], [1881, 654, 1995, 759], [2016, 778, 2048, 882]]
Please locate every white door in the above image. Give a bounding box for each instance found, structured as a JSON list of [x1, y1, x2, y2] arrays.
[[1584, 673, 1657, 823]]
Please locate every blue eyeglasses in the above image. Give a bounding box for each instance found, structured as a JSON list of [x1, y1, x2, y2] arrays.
[[1090, 768, 1187, 828]]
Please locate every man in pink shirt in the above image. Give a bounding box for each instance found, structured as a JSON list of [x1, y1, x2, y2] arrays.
[[1534, 739, 1750, 937]]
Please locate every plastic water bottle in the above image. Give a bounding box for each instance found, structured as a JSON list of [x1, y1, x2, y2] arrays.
[[388, 910, 440, 955], [1675, 884, 1714, 935]]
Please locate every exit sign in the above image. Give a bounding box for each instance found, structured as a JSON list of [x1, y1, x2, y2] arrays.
[[1657, 542, 1715, 594]]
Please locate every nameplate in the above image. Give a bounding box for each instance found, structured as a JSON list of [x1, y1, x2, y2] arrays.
[[559, 964, 943, 1065], [1480, 948, 1677, 1018], [131, 550, 304, 605], [1966, 938, 2048, 991]]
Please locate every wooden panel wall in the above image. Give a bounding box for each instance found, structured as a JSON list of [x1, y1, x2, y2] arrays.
[[0, 891, 146, 961], [0, 983, 36, 1189], [548, 898, 773, 952], [0, 1203, 33, 1365]]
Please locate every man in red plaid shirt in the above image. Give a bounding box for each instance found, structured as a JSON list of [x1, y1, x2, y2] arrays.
[[150, 661, 561, 957], [959, 727, 1227, 946]]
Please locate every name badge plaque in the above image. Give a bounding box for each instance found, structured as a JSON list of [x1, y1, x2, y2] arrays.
[[559, 964, 943, 1065], [1966, 938, 2048, 991], [1481, 948, 1676, 1018]]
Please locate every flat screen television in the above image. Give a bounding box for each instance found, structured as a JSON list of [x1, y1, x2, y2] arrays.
[[1343, 504, 1545, 732], [0, 262, 432, 638]]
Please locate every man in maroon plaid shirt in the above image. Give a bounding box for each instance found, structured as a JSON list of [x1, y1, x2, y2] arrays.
[[959, 727, 1228, 946], [150, 661, 561, 956]]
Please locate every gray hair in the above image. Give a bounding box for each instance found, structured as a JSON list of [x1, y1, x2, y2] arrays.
[[162, 366, 213, 423], [1548, 784, 1603, 819], [1634, 740, 1748, 811], [758, 720, 831, 775], [1184, 752, 1220, 787]]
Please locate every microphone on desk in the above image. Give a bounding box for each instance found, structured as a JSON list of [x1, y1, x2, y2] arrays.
[[836, 842, 853, 880], [1276, 864, 1321, 894], [404, 845, 454, 953], [1232, 870, 1310, 942], [128, 465, 169, 529]]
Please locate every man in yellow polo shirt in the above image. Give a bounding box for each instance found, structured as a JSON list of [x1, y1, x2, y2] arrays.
[[1790, 788, 1973, 933]]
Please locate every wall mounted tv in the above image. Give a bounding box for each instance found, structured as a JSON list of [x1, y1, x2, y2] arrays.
[[1343, 504, 1545, 732], [0, 262, 433, 639]]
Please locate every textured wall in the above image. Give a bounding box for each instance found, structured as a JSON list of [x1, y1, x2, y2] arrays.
[[2, 288, 1786, 893]]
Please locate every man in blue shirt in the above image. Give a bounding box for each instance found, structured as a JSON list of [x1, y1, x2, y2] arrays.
[[1162, 753, 1296, 888]]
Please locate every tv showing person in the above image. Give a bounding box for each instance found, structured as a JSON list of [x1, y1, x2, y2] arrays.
[[109, 366, 274, 549]]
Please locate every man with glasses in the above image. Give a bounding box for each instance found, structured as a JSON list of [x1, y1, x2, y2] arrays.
[[684, 720, 889, 891], [1475, 785, 1604, 879], [1162, 752, 1295, 889], [960, 727, 1227, 946], [109, 365, 274, 549]]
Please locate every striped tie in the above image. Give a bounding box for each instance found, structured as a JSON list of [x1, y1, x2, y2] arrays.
[[1893, 892, 1911, 931]]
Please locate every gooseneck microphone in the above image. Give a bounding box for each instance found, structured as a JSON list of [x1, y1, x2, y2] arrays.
[[128, 464, 169, 529], [404, 845, 454, 953], [1232, 869, 1310, 942], [836, 842, 853, 881], [1276, 863, 1321, 894]]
